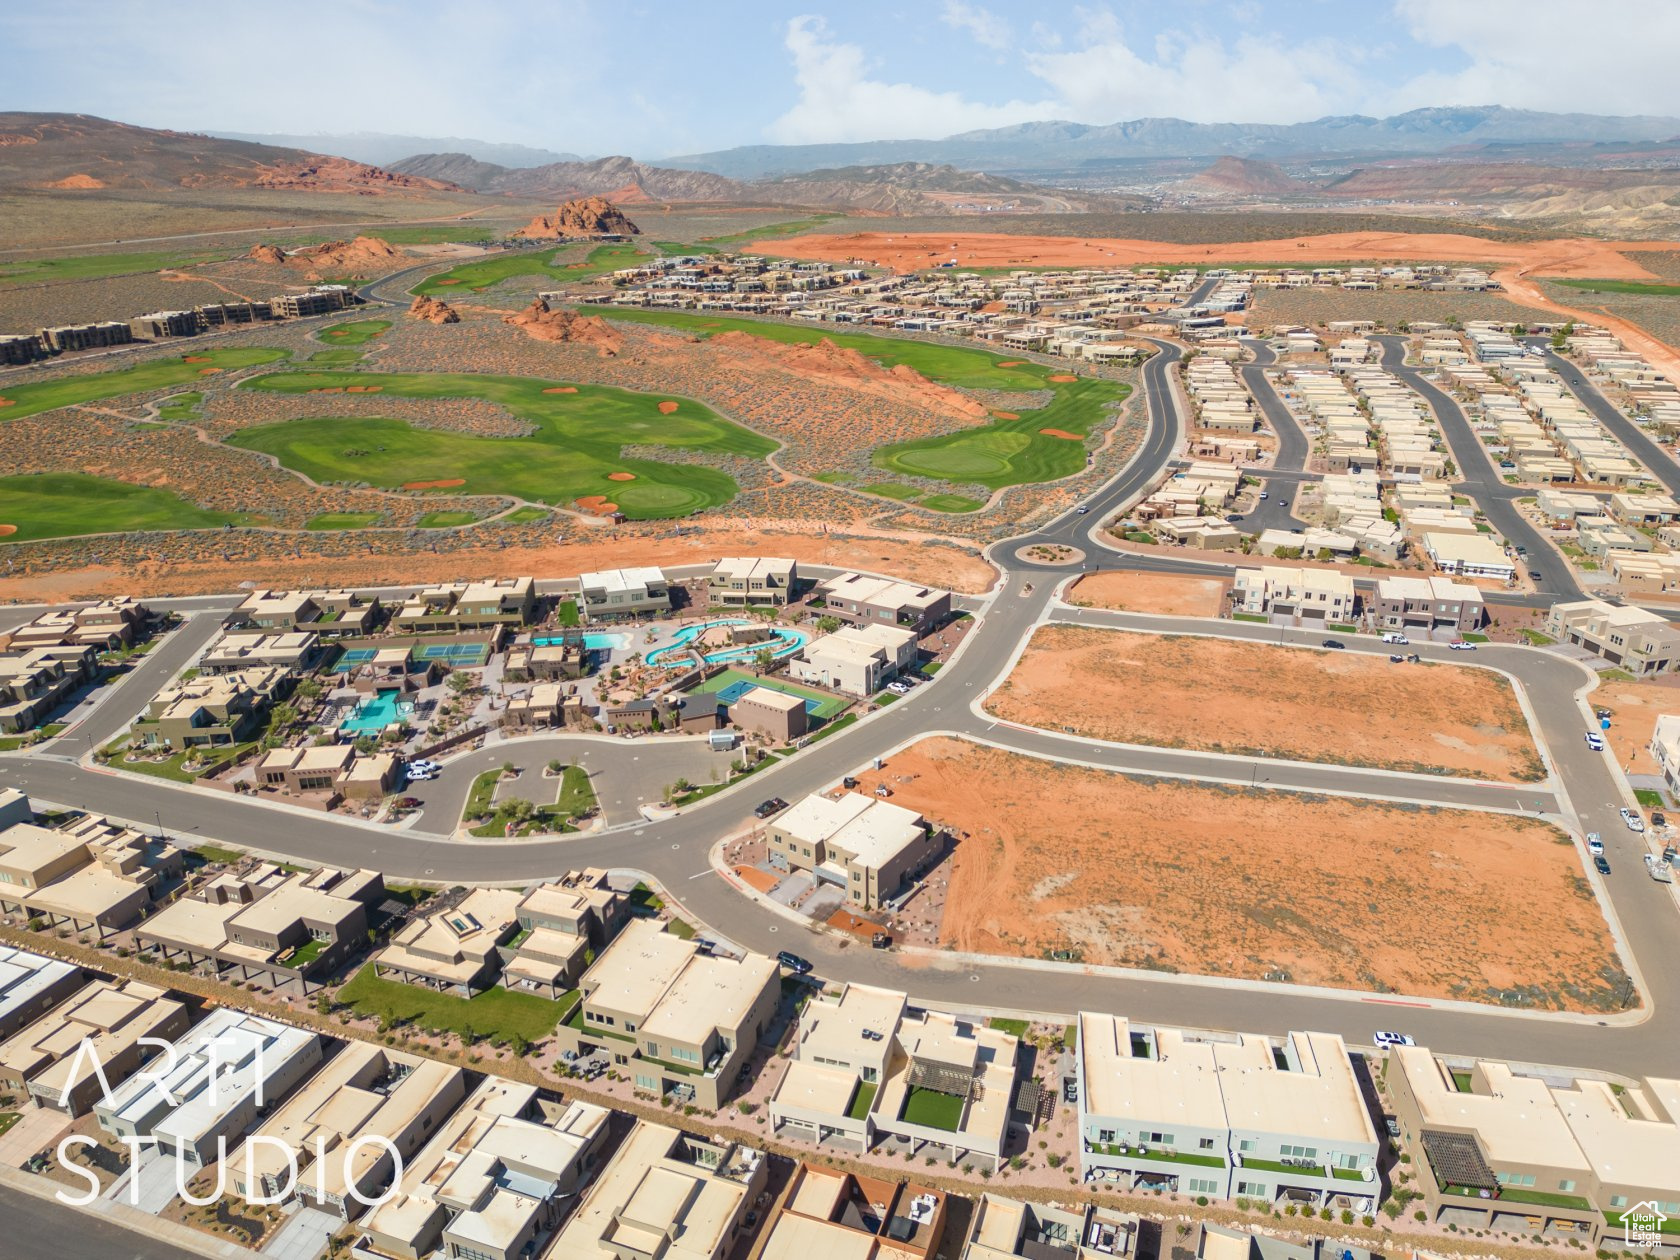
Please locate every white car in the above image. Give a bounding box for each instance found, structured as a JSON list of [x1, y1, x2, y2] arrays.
[[886, 680, 913, 696], [407, 767, 438, 782], [1585, 732, 1606, 751], [1259, 491, 1270, 500], [1621, 808, 1647, 834], [1076, 506, 1091, 515], [1373, 1031, 1415, 1049], [1449, 640, 1477, 651], [1587, 833, 1604, 856]]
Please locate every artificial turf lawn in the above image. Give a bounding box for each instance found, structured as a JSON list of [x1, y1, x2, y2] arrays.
[[319, 318, 391, 345], [234, 370, 774, 519], [578, 306, 1130, 492], [411, 242, 648, 296], [0, 347, 289, 422], [900, 1087, 964, 1131], [336, 965, 576, 1041], [0, 472, 240, 542]]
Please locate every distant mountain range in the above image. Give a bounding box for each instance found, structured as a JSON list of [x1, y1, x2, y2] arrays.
[[662, 106, 1680, 178], [211, 131, 584, 169]]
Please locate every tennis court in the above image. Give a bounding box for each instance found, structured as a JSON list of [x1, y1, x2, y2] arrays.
[[330, 647, 378, 673], [690, 669, 848, 720], [415, 642, 491, 666]]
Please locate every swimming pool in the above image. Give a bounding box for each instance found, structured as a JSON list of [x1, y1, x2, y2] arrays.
[[339, 691, 414, 734], [646, 619, 810, 668], [532, 632, 629, 652]]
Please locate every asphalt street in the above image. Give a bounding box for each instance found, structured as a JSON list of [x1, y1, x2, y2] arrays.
[[0, 1182, 201, 1259], [1540, 345, 1680, 497], [1232, 339, 1312, 534]]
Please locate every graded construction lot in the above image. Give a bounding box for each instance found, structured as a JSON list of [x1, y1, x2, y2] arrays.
[[1065, 570, 1229, 617], [232, 369, 775, 518], [985, 625, 1544, 781], [860, 737, 1623, 1010]]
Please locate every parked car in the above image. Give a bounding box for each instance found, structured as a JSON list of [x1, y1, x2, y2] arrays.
[[1585, 731, 1606, 751], [1528, 570, 1543, 581], [776, 950, 814, 975], [870, 932, 892, 949], [408, 759, 440, 775], [406, 766, 438, 782], [1621, 807, 1646, 833], [1373, 1031, 1415, 1048], [1587, 833, 1604, 856], [886, 680, 913, 696], [873, 785, 894, 798], [1259, 491, 1269, 500], [753, 798, 789, 820], [1389, 654, 1405, 663], [1595, 855, 1613, 875], [1653, 811, 1668, 829], [1449, 640, 1477, 651], [1381, 633, 1409, 645], [1321, 639, 1345, 650]]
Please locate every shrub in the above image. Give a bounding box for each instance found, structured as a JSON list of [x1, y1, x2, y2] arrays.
[[1196, 1196, 1209, 1207]]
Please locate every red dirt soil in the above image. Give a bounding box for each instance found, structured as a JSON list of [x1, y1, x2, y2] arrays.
[[859, 737, 1621, 1009], [504, 301, 622, 356], [1067, 570, 1228, 617], [542, 387, 579, 394], [606, 472, 636, 482], [657, 401, 679, 414], [401, 478, 466, 490], [1039, 428, 1080, 440], [996, 360, 1027, 367], [575, 495, 618, 514], [181, 355, 212, 363], [760, 229, 1680, 279]]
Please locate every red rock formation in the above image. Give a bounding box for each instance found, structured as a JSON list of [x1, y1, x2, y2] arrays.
[[246, 243, 288, 264], [502, 299, 622, 355], [408, 295, 460, 324], [514, 196, 641, 238], [250, 157, 461, 194]]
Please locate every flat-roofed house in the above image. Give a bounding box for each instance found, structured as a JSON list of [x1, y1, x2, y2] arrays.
[[0, 644, 99, 733], [93, 1009, 322, 1168], [818, 573, 951, 635], [1370, 575, 1485, 633], [371, 886, 522, 997], [1650, 714, 1680, 798], [0, 817, 182, 941], [578, 567, 672, 621], [548, 1120, 767, 1260], [767, 793, 936, 910], [711, 556, 799, 606], [0, 945, 84, 1040], [200, 631, 323, 675], [502, 872, 629, 997], [1230, 567, 1356, 625], [961, 1194, 1139, 1260], [554, 918, 779, 1109], [730, 686, 809, 743], [1546, 598, 1680, 675], [759, 1164, 947, 1260], [0, 978, 187, 1116], [391, 578, 536, 632], [130, 665, 290, 750], [791, 624, 919, 696], [770, 983, 1021, 1170], [1422, 532, 1515, 580], [225, 1043, 465, 1220]]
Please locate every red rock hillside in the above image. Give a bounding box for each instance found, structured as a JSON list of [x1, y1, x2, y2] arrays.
[[515, 196, 640, 238], [503, 299, 622, 355], [409, 295, 460, 324]]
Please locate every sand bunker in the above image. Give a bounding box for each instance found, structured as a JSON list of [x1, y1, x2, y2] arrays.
[[402, 478, 466, 490], [345, 386, 383, 393], [198, 368, 221, 375], [542, 387, 579, 394], [996, 360, 1027, 367], [1047, 374, 1078, 383], [575, 495, 618, 514], [0, 398, 14, 408], [1039, 428, 1081, 440], [657, 401, 679, 414], [607, 472, 636, 482], [0, 525, 16, 537], [992, 411, 1020, 420], [182, 355, 212, 363]]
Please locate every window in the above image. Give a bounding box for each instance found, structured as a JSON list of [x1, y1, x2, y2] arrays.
[[1558, 1180, 1575, 1193], [1238, 1139, 1256, 1153], [1610, 1195, 1628, 1209], [1188, 1178, 1220, 1195], [635, 1073, 658, 1090], [1145, 1132, 1175, 1146], [1497, 1172, 1537, 1189], [1236, 1181, 1267, 1197], [1199, 1138, 1216, 1151], [1098, 1129, 1116, 1144], [1280, 1144, 1318, 1160]]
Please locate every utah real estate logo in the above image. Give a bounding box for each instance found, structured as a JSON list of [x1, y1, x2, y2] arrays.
[[1619, 1201, 1669, 1250]]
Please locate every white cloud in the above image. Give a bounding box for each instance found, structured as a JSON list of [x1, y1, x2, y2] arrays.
[[940, 0, 1010, 51], [766, 16, 1059, 144], [1387, 0, 1680, 117]]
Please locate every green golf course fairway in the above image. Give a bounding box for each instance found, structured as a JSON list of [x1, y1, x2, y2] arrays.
[[319, 319, 391, 345], [412, 243, 648, 297], [578, 306, 1131, 491], [0, 348, 290, 423], [0, 473, 241, 542], [234, 370, 773, 519]]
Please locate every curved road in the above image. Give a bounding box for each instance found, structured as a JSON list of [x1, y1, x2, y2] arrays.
[[3, 331, 1677, 1076]]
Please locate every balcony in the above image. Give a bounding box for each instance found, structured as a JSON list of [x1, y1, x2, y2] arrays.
[[1240, 1157, 1333, 1177], [1086, 1143, 1225, 1168]]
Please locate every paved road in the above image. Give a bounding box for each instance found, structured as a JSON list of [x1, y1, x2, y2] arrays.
[[1538, 345, 1680, 496], [1377, 336, 1583, 601], [1227, 340, 1311, 534], [0, 1182, 201, 1259], [4, 331, 1678, 1077]]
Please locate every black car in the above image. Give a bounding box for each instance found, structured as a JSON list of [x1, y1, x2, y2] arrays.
[[1594, 855, 1612, 875], [753, 798, 789, 820], [1528, 570, 1543, 581], [1321, 639, 1345, 650], [777, 950, 814, 975], [1653, 811, 1667, 828]]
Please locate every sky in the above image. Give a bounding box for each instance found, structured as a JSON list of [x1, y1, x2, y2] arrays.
[[6, 0, 1680, 159]]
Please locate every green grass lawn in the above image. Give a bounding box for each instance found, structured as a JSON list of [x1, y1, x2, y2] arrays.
[[411, 242, 648, 297], [699, 214, 842, 249], [361, 224, 495, 246], [0, 1113, 19, 1138], [863, 482, 922, 501], [579, 306, 1130, 493], [556, 764, 596, 816], [503, 505, 552, 524], [464, 770, 500, 823], [234, 369, 772, 519], [156, 391, 202, 420], [0, 249, 226, 287], [900, 1087, 964, 1131], [0, 472, 241, 542], [1635, 788, 1666, 809], [319, 319, 391, 345], [847, 1081, 878, 1120], [308, 348, 368, 364], [653, 240, 720, 256], [557, 599, 581, 627], [987, 1017, 1030, 1038], [919, 493, 987, 513], [417, 510, 480, 528], [306, 511, 383, 531], [1551, 278, 1680, 297], [0, 347, 289, 422], [336, 965, 575, 1042], [192, 844, 247, 865]]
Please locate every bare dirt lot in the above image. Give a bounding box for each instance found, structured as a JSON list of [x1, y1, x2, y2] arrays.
[[1586, 673, 1680, 779], [859, 737, 1624, 1010], [986, 625, 1544, 781], [1065, 570, 1228, 617]]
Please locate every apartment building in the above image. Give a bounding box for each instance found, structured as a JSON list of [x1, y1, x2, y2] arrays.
[[200, 630, 324, 675], [225, 1044, 466, 1219], [710, 556, 799, 606], [1076, 1014, 1379, 1210], [501, 871, 630, 998], [1651, 714, 1680, 799], [961, 1194, 1139, 1260], [790, 623, 918, 696], [1386, 1044, 1680, 1245], [554, 918, 778, 1109], [137, 864, 384, 995], [1546, 599, 1680, 675], [391, 578, 537, 633], [770, 983, 1021, 1170], [577, 567, 672, 621], [231, 588, 382, 636], [0, 644, 99, 733], [1370, 576, 1485, 633], [94, 1009, 322, 1168], [130, 665, 290, 749], [1230, 567, 1356, 625], [730, 686, 809, 743], [0, 815, 183, 940], [818, 572, 952, 635], [768, 792, 936, 910], [0, 946, 84, 1040], [0, 978, 187, 1115], [548, 1120, 767, 1260], [0, 597, 151, 652], [759, 1164, 947, 1260], [371, 886, 522, 997]]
